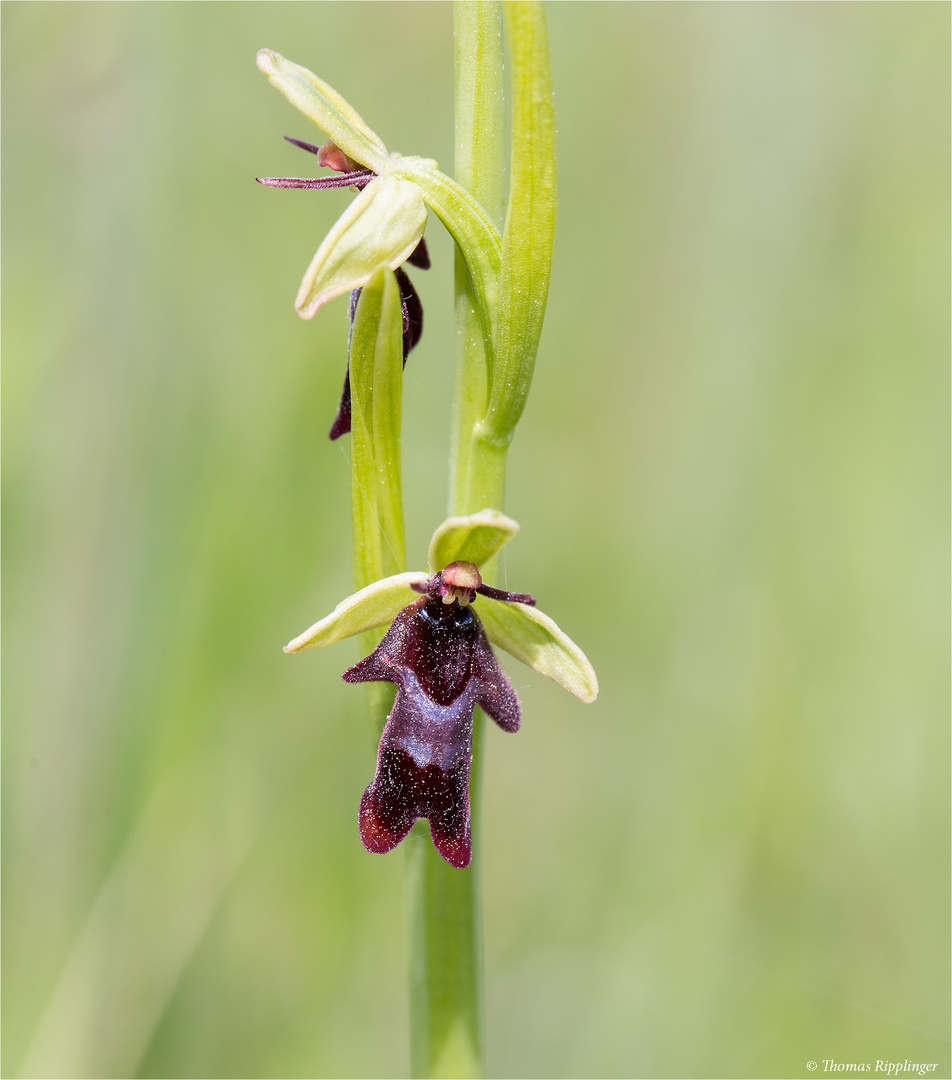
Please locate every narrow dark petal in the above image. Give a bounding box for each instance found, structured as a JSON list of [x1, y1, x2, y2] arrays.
[[406, 237, 431, 270], [395, 267, 424, 359], [256, 171, 374, 190], [283, 135, 322, 155], [476, 583, 536, 607]]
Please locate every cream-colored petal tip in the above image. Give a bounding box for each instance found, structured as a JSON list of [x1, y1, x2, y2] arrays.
[[256, 49, 277, 74], [283, 571, 428, 653], [478, 600, 599, 704]]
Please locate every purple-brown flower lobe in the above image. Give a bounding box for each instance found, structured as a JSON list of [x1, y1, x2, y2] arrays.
[[343, 595, 521, 868]]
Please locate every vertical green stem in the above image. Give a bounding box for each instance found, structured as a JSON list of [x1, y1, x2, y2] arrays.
[[407, 7, 504, 1079], [407, 4, 554, 1077], [449, 1, 506, 519]]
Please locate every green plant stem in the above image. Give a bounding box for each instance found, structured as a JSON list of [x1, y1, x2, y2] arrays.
[[484, 0, 555, 443], [407, 4, 554, 1077], [405, 718, 485, 1080], [449, 1, 506, 518], [407, 7, 504, 1079]]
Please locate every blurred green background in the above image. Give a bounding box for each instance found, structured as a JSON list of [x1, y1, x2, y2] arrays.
[[3, 3, 948, 1078]]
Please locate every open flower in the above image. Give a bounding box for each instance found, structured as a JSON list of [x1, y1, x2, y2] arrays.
[[255, 49, 511, 440], [343, 562, 529, 868], [284, 511, 599, 868], [257, 154, 428, 317], [258, 134, 431, 439], [255, 48, 433, 316], [256, 133, 427, 434], [256, 50, 436, 439]]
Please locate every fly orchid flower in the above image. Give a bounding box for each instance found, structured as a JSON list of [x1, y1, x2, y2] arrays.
[[284, 511, 598, 868], [258, 134, 430, 440], [255, 49, 506, 437]]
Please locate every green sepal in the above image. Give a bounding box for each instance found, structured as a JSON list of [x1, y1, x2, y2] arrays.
[[256, 49, 390, 172], [283, 571, 428, 653], [426, 508, 520, 573], [295, 175, 427, 319], [477, 598, 598, 703]]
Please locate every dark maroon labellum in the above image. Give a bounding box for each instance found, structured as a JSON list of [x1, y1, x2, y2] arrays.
[[343, 594, 521, 868]]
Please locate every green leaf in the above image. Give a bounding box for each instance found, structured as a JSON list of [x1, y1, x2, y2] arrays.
[[295, 175, 427, 319], [256, 49, 389, 172], [348, 265, 407, 586], [369, 268, 407, 579], [426, 508, 520, 573], [478, 598, 598, 703], [283, 572, 427, 653], [482, 1, 556, 444]]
